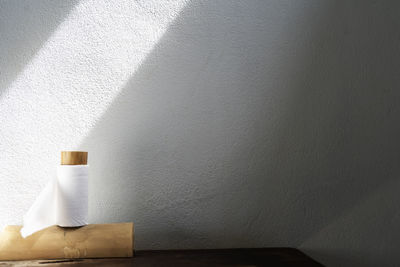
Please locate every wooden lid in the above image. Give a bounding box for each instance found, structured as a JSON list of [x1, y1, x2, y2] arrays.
[[61, 151, 88, 165]]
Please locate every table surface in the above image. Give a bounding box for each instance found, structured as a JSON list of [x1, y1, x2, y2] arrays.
[[0, 248, 323, 266]]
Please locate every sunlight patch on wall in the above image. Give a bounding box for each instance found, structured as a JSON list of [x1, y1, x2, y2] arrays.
[[0, 0, 188, 226]]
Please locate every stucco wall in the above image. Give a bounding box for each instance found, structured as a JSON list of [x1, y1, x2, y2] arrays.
[[1, 1, 400, 266]]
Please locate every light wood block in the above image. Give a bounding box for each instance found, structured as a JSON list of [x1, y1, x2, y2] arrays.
[[0, 223, 134, 260]]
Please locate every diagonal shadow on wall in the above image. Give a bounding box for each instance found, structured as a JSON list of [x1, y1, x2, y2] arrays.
[[252, 1, 400, 266], [0, 0, 78, 97], [79, 1, 400, 265]]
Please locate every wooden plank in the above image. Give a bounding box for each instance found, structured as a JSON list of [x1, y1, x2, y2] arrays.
[[0, 223, 134, 260], [0, 248, 323, 266]]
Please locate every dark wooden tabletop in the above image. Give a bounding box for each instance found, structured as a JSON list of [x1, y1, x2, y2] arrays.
[[0, 248, 323, 266]]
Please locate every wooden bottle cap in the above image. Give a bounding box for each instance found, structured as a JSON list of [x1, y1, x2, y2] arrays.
[[61, 151, 88, 165]]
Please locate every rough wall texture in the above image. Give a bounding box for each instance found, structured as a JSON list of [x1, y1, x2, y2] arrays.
[[1, 1, 400, 266]]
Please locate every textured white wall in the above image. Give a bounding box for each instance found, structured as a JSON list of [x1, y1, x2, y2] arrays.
[[1, 1, 400, 266]]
